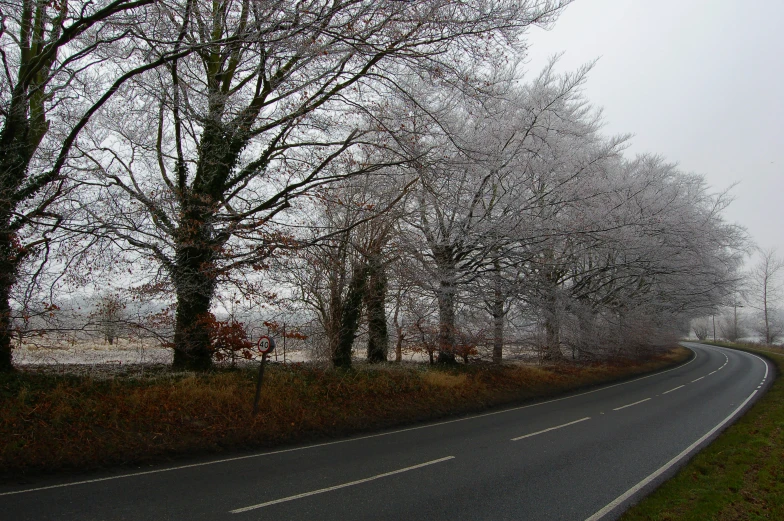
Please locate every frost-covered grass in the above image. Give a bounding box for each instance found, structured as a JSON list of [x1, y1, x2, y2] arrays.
[[0, 347, 689, 476], [10, 335, 547, 377], [621, 342, 784, 521], [13, 338, 172, 367], [11, 337, 313, 377]]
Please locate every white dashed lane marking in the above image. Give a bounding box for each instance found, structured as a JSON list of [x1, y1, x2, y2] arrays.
[[230, 456, 455, 513], [613, 398, 651, 411], [511, 417, 591, 441]]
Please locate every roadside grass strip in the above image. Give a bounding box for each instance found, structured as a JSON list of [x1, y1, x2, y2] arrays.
[[620, 343, 784, 521]]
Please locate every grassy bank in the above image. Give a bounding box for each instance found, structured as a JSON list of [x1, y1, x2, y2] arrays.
[[622, 342, 783, 521], [1, 348, 689, 476]]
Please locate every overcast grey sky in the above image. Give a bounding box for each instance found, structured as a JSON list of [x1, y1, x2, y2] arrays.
[[526, 0, 783, 260]]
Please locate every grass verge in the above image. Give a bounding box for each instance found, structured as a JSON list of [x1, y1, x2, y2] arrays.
[[1, 347, 690, 477], [621, 342, 783, 521]]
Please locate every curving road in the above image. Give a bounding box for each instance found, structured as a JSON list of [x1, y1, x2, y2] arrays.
[[0, 342, 773, 520]]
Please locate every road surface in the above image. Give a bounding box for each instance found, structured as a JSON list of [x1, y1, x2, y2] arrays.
[[0, 342, 772, 520]]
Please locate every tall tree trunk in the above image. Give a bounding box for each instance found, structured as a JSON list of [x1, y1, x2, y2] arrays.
[[171, 207, 219, 371], [432, 245, 458, 364], [492, 302, 504, 364], [392, 298, 403, 363], [0, 96, 35, 372], [332, 264, 367, 369], [0, 280, 15, 372], [172, 261, 216, 371], [577, 310, 596, 358], [491, 261, 504, 364], [543, 314, 562, 361], [326, 279, 343, 367], [576, 306, 596, 360], [365, 256, 388, 363], [0, 229, 25, 374], [541, 281, 563, 362], [436, 279, 457, 364]]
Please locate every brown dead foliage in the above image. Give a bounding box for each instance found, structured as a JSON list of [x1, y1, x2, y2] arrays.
[[0, 347, 690, 475]]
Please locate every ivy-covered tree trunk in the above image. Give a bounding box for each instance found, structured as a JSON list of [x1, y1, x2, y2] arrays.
[[171, 197, 220, 371], [332, 264, 367, 369], [172, 256, 217, 371], [0, 273, 15, 372], [172, 285, 215, 370], [0, 94, 37, 372], [365, 256, 388, 363]]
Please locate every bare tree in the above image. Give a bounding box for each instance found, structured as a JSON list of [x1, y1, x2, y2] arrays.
[[392, 60, 613, 363], [748, 248, 783, 345], [78, 0, 570, 370], [279, 171, 407, 368], [95, 292, 125, 345], [0, 0, 196, 371], [692, 318, 710, 341]]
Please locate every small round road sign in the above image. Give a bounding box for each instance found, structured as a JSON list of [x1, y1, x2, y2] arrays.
[[257, 335, 276, 354]]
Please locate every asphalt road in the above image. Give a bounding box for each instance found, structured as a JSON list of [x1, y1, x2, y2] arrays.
[[0, 342, 772, 521]]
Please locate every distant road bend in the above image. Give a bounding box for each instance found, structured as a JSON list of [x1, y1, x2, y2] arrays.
[[1, 342, 772, 521]]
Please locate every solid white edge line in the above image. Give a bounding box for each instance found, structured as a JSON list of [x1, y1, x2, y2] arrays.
[[661, 385, 685, 395], [691, 376, 705, 382], [0, 347, 699, 497], [229, 456, 455, 513], [584, 346, 771, 521], [612, 398, 651, 411], [585, 390, 759, 521], [511, 417, 591, 441]]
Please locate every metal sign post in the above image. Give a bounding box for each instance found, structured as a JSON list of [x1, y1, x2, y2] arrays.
[[252, 335, 275, 415]]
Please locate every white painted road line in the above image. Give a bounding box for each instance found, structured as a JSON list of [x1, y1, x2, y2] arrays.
[[692, 376, 705, 382], [229, 456, 455, 513], [585, 347, 770, 521], [585, 388, 762, 521], [613, 398, 651, 411], [662, 385, 685, 395], [511, 417, 591, 441]]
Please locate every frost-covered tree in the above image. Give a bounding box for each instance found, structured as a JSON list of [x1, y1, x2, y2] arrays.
[[748, 248, 783, 345], [78, 0, 570, 370], [0, 0, 178, 371]]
